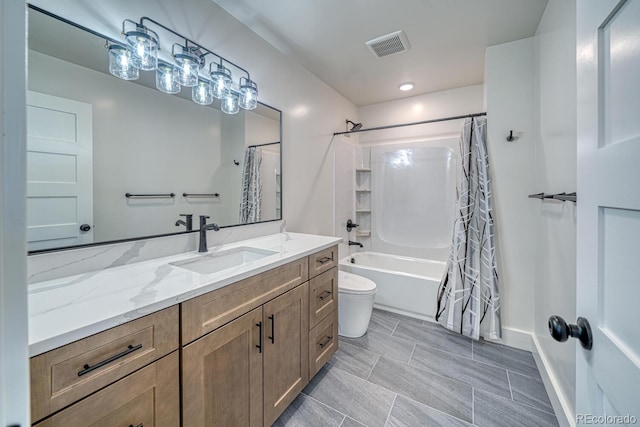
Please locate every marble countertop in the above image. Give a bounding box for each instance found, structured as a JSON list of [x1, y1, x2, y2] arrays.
[[28, 232, 341, 357]]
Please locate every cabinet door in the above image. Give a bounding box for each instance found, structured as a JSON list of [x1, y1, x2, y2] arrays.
[[182, 307, 263, 427], [263, 283, 309, 426], [34, 351, 179, 427]]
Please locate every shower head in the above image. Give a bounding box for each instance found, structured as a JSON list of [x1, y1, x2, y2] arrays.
[[346, 119, 363, 132]]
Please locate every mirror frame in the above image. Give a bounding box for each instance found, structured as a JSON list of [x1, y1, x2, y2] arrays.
[[27, 4, 283, 255]]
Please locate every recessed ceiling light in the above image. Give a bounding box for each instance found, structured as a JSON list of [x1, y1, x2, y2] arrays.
[[398, 82, 414, 91]]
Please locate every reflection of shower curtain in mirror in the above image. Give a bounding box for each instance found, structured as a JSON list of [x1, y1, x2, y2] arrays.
[[239, 147, 262, 223], [436, 117, 501, 340]]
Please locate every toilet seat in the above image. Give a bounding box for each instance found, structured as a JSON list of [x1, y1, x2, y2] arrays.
[[338, 271, 376, 295]]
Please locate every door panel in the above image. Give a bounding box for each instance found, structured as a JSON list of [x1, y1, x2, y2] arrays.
[[27, 91, 93, 250], [577, 0, 640, 420]]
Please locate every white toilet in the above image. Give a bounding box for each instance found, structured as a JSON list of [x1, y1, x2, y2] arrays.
[[338, 271, 377, 338]]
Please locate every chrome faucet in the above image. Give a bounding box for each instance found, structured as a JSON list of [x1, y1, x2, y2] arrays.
[[198, 215, 220, 253], [175, 214, 193, 231], [348, 240, 363, 248]]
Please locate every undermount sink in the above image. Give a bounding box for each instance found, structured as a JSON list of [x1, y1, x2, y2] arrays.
[[170, 246, 278, 275]]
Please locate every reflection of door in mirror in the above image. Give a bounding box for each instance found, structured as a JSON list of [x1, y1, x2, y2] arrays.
[[26, 91, 93, 251]]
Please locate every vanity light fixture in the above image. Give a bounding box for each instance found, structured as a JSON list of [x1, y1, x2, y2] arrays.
[[156, 62, 180, 94], [239, 77, 258, 110], [192, 79, 214, 105], [108, 44, 139, 80], [122, 20, 158, 71], [398, 82, 414, 91], [172, 44, 202, 87], [109, 16, 259, 114], [222, 91, 240, 115], [210, 62, 233, 99]]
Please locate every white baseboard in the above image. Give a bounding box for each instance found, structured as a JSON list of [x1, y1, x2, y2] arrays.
[[531, 334, 575, 427], [485, 326, 533, 351]]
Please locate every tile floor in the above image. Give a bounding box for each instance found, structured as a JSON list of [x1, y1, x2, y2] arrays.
[[274, 309, 559, 427]]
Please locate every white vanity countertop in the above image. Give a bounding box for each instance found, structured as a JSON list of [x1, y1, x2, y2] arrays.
[[28, 232, 341, 357]]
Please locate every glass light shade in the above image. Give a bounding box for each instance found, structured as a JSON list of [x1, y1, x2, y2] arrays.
[[125, 28, 158, 71], [156, 63, 180, 94], [174, 51, 200, 87], [221, 92, 240, 114], [192, 80, 214, 105], [108, 45, 139, 80], [239, 79, 258, 110], [210, 64, 232, 99]]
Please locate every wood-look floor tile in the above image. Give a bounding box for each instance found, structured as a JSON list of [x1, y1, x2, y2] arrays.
[[342, 329, 415, 363], [472, 340, 541, 379], [393, 321, 472, 358], [474, 389, 559, 427], [409, 344, 511, 398], [368, 357, 473, 423], [385, 395, 474, 427], [304, 364, 395, 427], [329, 340, 380, 379], [508, 371, 554, 412], [274, 393, 345, 427]]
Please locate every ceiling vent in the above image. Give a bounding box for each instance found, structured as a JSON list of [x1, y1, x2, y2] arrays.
[[365, 30, 410, 58]]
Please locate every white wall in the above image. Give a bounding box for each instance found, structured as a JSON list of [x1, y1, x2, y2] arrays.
[[29, 0, 358, 237], [0, 1, 30, 424], [533, 0, 577, 422], [485, 38, 537, 348]]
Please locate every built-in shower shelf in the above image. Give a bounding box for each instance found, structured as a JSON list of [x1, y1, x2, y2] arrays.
[[355, 230, 371, 237], [356, 168, 371, 172], [356, 189, 370, 193], [356, 209, 371, 213]]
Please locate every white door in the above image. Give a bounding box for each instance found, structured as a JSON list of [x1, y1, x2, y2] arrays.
[[577, 0, 640, 423], [26, 91, 93, 251]]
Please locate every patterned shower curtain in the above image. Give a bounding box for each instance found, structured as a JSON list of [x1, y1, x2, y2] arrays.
[[239, 146, 262, 223], [435, 117, 501, 340]]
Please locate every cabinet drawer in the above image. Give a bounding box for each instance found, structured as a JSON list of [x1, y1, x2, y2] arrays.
[[309, 267, 338, 328], [34, 351, 179, 427], [181, 257, 308, 344], [308, 246, 337, 279], [30, 306, 179, 423], [309, 310, 338, 378]]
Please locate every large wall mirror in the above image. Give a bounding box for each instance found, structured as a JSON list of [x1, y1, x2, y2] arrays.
[[26, 6, 282, 253]]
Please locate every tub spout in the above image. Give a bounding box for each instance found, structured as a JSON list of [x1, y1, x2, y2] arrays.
[[348, 240, 363, 248]]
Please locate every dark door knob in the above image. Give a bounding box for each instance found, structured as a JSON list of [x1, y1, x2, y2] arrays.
[[548, 315, 593, 350], [79, 224, 91, 232]]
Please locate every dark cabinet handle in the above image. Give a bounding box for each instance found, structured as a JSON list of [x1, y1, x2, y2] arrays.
[[129, 424, 143, 427], [548, 315, 593, 350], [318, 291, 332, 301], [268, 315, 275, 343], [79, 223, 91, 232], [318, 336, 333, 348], [317, 256, 333, 264], [256, 322, 263, 353], [77, 344, 142, 377]]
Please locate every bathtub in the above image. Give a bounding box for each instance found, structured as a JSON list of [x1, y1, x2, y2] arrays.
[[339, 252, 446, 321]]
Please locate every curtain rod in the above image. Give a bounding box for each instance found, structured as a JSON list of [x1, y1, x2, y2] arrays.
[[248, 142, 280, 148], [333, 112, 486, 136]]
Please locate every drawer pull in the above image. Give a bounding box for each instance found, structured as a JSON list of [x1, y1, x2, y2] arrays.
[[318, 290, 332, 301], [256, 322, 263, 353], [77, 344, 143, 377], [318, 336, 333, 348], [317, 256, 333, 264], [129, 424, 143, 427], [268, 315, 275, 344]]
